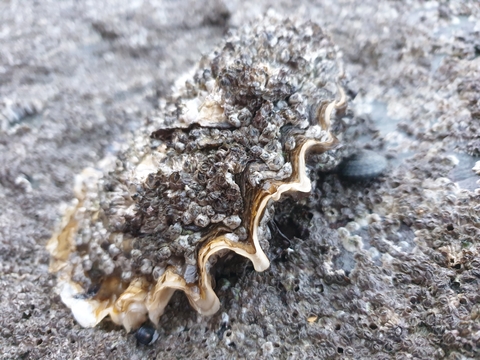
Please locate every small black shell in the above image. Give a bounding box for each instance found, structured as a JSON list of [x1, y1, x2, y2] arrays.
[[337, 150, 387, 181], [135, 324, 159, 345]]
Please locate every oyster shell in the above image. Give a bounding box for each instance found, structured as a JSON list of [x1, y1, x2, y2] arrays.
[[47, 14, 346, 331]]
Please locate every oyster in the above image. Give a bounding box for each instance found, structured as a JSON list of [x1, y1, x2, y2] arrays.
[[47, 14, 346, 331]]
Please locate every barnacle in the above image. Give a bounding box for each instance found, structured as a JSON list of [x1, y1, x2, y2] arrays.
[[47, 14, 346, 331]]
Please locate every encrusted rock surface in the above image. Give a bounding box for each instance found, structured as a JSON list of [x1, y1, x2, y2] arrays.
[[1, 0, 480, 359]]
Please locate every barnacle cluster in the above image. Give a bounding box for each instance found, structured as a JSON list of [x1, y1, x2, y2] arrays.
[[47, 14, 346, 331]]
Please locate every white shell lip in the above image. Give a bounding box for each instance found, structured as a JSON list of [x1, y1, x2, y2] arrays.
[[59, 280, 100, 328]]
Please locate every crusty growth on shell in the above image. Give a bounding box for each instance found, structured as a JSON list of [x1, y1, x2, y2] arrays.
[[47, 14, 346, 331]]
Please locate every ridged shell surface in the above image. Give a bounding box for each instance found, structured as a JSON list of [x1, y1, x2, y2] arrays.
[[47, 14, 346, 331]]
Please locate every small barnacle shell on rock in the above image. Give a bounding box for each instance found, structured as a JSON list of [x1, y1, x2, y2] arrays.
[[472, 161, 480, 175], [47, 13, 347, 331], [223, 215, 242, 230]]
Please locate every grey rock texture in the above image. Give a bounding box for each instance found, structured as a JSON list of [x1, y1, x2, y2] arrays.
[[1, 0, 480, 359]]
